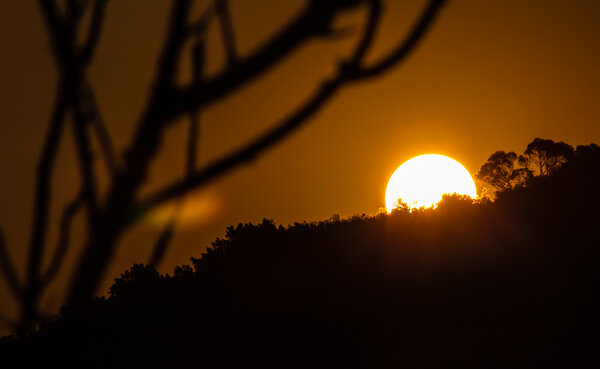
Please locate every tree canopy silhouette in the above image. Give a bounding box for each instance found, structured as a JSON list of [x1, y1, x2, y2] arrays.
[[518, 137, 574, 176], [476, 150, 531, 191], [476, 137, 582, 194], [1, 139, 599, 368]]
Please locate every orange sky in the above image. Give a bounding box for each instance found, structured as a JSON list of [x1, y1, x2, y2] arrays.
[[1, 0, 600, 331]]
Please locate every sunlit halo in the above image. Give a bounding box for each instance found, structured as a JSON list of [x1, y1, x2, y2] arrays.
[[385, 154, 477, 212]]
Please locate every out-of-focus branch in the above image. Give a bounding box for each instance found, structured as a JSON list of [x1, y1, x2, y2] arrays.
[[187, 2, 217, 36], [186, 112, 200, 175], [170, 1, 361, 116], [136, 0, 446, 216], [149, 211, 179, 267], [29, 0, 69, 287], [119, 0, 192, 193], [21, 82, 69, 336], [66, 0, 86, 31], [81, 79, 118, 176], [216, 0, 238, 66], [66, 0, 194, 306], [148, 110, 201, 267], [39, 190, 85, 289], [71, 61, 100, 232], [0, 229, 21, 300], [149, 35, 204, 267], [155, 0, 193, 90], [139, 77, 341, 215], [17, 0, 109, 335], [350, 0, 445, 79], [121, 1, 361, 207], [80, 0, 109, 66], [348, 0, 381, 65], [65, 0, 446, 308]]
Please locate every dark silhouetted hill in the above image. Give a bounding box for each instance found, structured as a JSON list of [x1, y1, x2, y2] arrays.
[[1, 147, 600, 368]]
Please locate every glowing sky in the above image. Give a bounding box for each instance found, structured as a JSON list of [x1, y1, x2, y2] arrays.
[[1, 0, 600, 331]]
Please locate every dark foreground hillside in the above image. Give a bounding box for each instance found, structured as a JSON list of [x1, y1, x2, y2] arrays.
[[2, 150, 600, 368]]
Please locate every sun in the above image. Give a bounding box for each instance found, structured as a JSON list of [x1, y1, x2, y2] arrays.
[[385, 154, 477, 212]]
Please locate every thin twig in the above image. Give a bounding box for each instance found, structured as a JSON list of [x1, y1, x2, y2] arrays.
[[0, 228, 21, 300], [21, 82, 69, 336], [349, 0, 382, 65], [149, 43, 203, 267], [149, 208, 179, 267], [351, 0, 446, 78], [187, 1, 218, 36], [71, 92, 100, 229], [81, 79, 118, 176], [39, 190, 86, 289], [216, 0, 238, 66], [80, 0, 109, 66]]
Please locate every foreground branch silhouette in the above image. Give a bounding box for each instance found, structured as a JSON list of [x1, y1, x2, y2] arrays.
[[0, 0, 446, 336]]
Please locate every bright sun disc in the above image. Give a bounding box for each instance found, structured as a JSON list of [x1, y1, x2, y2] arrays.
[[385, 154, 477, 212]]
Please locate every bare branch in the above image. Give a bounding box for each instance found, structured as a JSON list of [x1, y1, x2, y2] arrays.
[[65, 0, 446, 308], [149, 28, 204, 268], [15, 0, 77, 337], [148, 112, 200, 267], [38, 1, 63, 36], [65, 0, 195, 306], [216, 0, 238, 66], [39, 190, 85, 289], [187, 2, 218, 36], [187, 113, 200, 175], [33, 0, 104, 323], [191, 36, 205, 88], [353, 0, 446, 79], [0, 229, 22, 300], [155, 0, 193, 89], [188, 30, 203, 176], [71, 93, 100, 229], [66, 0, 86, 31], [81, 79, 118, 176], [170, 1, 361, 116], [121, 1, 354, 207], [320, 25, 357, 41], [149, 208, 179, 267], [23, 81, 69, 331], [118, 0, 194, 194], [149, 78, 201, 267], [349, 0, 382, 65], [138, 77, 340, 216], [137, 0, 446, 216], [80, 0, 109, 66]]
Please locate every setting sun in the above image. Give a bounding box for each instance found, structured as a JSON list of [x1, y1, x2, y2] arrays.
[[385, 154, 477, 212]]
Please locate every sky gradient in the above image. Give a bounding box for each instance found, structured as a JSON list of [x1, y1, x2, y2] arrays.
[[1, 0, 600, 330]]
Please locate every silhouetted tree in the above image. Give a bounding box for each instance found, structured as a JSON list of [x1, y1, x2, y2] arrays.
[[0, 0, 447, 335], [518, 137, 574, 176], [476, 150, 532, 191], [575, 142, 600, 157], [2, 147, 600, 367]]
